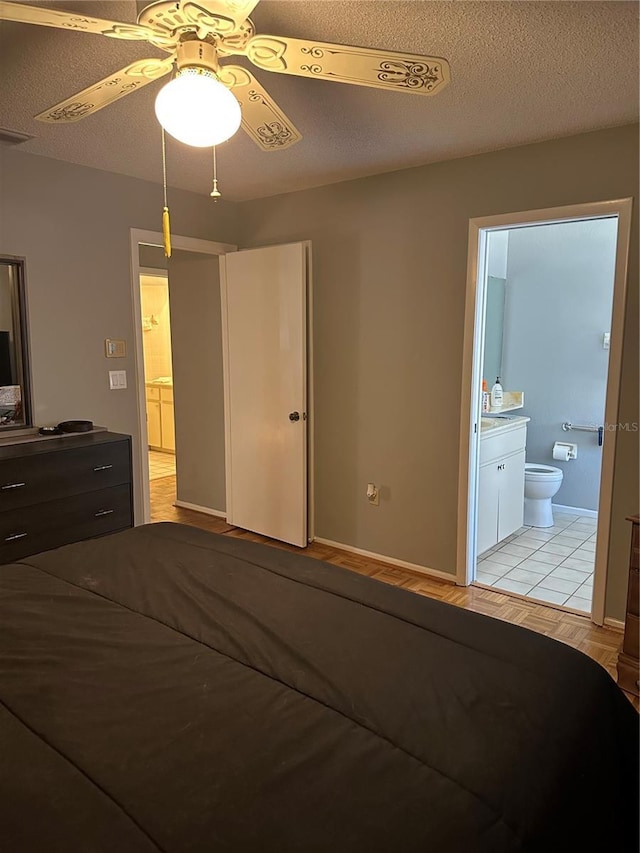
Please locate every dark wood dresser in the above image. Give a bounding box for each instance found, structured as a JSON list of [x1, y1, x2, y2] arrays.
[[0, 430, 133, 564], [616, 515, 639, 697]]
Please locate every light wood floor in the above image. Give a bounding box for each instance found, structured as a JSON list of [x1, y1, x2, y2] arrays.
[[150, 475, 638, 711]]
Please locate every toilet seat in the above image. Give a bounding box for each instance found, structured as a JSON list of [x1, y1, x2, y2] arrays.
[[525, 463, 563, 480]]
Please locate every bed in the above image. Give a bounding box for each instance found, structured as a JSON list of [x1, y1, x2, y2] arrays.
[[1, 521, 637, 852]]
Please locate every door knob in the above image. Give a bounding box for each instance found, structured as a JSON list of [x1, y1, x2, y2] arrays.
[[289, 411, 300, 422]]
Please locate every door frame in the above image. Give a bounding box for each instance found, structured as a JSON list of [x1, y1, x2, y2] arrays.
[[456, 198, 633, 625], [219, 241, 315, 544], [130, 229, 236, 524]]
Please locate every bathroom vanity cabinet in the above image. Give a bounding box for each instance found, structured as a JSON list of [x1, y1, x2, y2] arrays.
[[146, 384, 175, 452], [477, 419, 527, 555]]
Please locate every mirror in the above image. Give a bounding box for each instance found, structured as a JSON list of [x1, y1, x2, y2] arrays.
[[482, 275, 506, 383], [0, 257, 32, 429]]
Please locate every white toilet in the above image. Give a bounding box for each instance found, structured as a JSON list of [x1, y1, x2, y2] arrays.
[[524, 463, 564, 527]]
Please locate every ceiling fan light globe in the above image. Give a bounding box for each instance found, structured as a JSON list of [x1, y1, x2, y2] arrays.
[[154, 72, 241, 148]]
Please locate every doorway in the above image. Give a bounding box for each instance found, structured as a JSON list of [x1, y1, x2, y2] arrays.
[[457, 199, 633, 625], [139, 268, 176, 488], [129, 230, 314, 547], [130, 231, 235, 525]]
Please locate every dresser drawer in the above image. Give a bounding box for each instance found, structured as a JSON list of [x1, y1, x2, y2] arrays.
[[627, 568, 639, 617], [0, 439, 130, 512], [0, 484, 132, 564], [622, 613, 639, 658]]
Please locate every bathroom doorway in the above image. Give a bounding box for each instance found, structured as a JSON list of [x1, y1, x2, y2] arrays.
[[139, 268, 176, 492], [457, 199, 633, 625]]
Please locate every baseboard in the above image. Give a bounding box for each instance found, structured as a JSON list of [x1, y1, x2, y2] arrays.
[[603, 617, 625, 632], [174, 500, 226, 518], [552, 503, 598, 519], [313, 537, 455, 583]]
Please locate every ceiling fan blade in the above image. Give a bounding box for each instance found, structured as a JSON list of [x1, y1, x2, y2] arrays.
[[0, 1, 154, 40], [244, 35, 450, 95], [35, 58, 174, 124], [181, 1, 260, 30], [218, 65, 301, 151]]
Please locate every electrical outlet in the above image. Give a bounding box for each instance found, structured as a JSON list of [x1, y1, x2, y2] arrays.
[[367, 483, 379, 506]]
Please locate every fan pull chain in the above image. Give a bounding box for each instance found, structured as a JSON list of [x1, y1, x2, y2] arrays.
[[210, 145, 221, 200], [161, 128, 171, 258]]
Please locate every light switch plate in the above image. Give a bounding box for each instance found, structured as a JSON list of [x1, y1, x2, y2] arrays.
[[105, 338, 126, 358], [109, 370, 127, 390]]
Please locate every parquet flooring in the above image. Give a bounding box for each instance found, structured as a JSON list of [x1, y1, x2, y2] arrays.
[[150, 475, 638, 710]]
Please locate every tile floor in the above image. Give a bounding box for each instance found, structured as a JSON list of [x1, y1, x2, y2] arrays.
[[148, 449, 176, 481], [476, 511, 597, 613]]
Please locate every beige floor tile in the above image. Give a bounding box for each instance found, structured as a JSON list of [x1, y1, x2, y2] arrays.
[[564, 595, 591, 613], [536, 575, 580, 596], [549, 565, 592, 584], [475, 571, 499, 586], [493, 578, 534, 596], [484, 550, 522, 568], [476, 559, 510, 577], [538, 542, 575, 557], [504, 567, 550, 586], [520, 529, 557, 542], [561, 555, 595, 570], [518, 556, 562, 573], [528, 587, 569, 605], [496, 543, 536, 559]]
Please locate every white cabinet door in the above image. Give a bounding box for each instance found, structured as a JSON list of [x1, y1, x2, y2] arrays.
[[477, 460, 500, 555], [221, 242, 309, 547], [147, 399, 162, 449], [498, 450, 525, 541]]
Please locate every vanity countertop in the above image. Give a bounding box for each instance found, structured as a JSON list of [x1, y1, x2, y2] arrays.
[[146, 377, 173, 387], [481, 414, 530, 436]]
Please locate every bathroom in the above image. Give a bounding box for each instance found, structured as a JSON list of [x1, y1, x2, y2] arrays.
[[140, 270, 176, 481], [474, 216, 619, 614]]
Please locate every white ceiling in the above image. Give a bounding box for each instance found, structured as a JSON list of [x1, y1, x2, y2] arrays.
[[0, 1, 638, 201]]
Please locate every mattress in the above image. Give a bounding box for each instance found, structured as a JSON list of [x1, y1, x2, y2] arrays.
[[1, 521, 637, 851]]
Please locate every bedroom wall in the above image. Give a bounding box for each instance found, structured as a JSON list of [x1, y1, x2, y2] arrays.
[[237, 124, 639, 622], [0, 148, 239, 523]]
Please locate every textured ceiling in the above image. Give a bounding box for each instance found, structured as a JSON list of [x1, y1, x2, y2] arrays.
[[0, 1, 638, 201]]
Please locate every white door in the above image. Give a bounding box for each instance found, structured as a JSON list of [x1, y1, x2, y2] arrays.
[[220, 242, 309, 546]]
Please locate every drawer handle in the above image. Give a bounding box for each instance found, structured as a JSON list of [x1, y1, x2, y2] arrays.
[[1, 482, 26, 490], [93, 465, 113, 472], [94, 509, 114, 517], [5, 532, 27, 542]]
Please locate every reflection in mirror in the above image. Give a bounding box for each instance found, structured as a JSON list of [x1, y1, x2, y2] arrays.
[[0, 258, 32, 429]]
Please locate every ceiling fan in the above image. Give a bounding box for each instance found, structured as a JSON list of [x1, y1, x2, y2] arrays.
[[0, 0, 451, 151]]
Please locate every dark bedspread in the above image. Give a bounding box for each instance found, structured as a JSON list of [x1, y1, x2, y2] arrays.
[[1, 522, 637, 852]]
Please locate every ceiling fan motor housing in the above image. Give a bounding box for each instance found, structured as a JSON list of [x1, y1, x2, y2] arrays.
[[176, 38, 219, 75]]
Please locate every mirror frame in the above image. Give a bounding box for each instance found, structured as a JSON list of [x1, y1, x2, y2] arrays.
[[0, 255, 33, 430]]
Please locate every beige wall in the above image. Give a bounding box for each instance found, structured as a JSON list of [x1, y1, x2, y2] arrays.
[[237, 124, 639, 621], [0, 127, 637, 621], [169, 250, 226, 513], [0, 148, 239, 522]]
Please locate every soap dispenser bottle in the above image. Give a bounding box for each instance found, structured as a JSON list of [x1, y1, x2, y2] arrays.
[[490, 377, 503, 410]]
